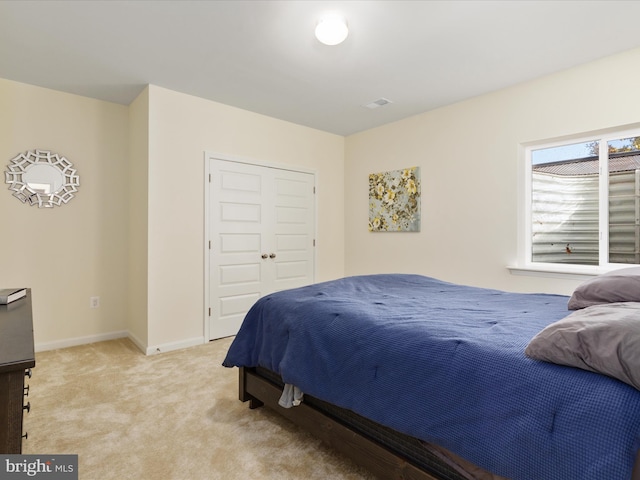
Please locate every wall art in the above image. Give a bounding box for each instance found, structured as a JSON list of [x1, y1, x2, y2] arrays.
[[368, 166, 420, 232]]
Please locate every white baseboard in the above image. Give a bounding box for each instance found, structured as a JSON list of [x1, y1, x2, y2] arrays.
[[145, 336, 206, 355], [35, 330, 129, 353], [35, 331, 206, 356], [126, 331, 147, 354]]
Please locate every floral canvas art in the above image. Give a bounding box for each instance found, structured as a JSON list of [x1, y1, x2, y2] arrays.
[[369, 166, 421, 232]]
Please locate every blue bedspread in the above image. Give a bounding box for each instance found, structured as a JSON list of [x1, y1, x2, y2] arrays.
[[223, 274, 640, 480]]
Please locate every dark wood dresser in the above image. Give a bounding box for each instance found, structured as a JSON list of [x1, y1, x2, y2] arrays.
[[0, 289, 35, 453]]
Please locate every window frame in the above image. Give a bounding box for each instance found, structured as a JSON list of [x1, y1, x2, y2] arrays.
[[513, 125, 640, 278]]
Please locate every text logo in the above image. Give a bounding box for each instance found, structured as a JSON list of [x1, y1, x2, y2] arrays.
[[0, 456, 77, 480]]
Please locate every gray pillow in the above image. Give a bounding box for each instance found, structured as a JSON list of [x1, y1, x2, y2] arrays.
[[525, 302, 640, 391], [568, 266, 640, 310]]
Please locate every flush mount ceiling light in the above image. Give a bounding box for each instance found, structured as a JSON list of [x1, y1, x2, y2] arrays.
[[315, 14, 348, 46]]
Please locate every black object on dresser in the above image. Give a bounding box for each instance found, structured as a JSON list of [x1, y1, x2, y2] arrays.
[[0, 289, 35, 453]]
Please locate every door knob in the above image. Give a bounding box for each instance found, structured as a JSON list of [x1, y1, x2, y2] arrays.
[[261, 254, 268, 259], [269, 253, 276, 259]]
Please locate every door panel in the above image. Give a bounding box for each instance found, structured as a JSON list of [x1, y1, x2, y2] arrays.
[[208, 159, 315, 339], [271, 169, 315, 293], [221, 203, 262, 223], [219, 293, 260, 317], [220, 233, 261, 253], [275, 261, 310, 280], [209, 160, 268, 339]]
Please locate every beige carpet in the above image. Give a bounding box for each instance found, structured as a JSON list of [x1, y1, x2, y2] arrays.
[[23, 337, 374, 480]]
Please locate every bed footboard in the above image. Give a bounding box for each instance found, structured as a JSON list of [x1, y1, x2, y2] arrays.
[[238, 367, 439, 480]]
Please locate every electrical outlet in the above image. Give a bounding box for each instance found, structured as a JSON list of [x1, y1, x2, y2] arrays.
[[90, 296, 100, 308]]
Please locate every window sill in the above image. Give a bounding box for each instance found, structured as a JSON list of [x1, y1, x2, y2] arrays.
[[507, 264, 604, 281]]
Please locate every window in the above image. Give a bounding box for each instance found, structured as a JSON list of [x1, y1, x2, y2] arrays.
[[524, 128, 640, 271]]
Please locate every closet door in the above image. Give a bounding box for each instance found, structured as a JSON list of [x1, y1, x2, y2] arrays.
[[270, 168, 316, 293], [208, 158, 315, 340]]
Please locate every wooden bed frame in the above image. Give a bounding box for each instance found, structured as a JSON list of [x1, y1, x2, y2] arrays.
[[239, 366, 640, 480], [240, 366, 484, 480]]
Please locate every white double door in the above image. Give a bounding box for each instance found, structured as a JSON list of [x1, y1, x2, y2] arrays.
[[207, 157, 315, 340]]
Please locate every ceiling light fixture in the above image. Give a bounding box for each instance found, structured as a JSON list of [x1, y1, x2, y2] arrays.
[[315, 14, 349, 46], [363, 98, 393, 109]]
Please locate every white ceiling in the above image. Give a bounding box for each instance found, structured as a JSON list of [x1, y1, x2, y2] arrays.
[[2, 1, 640, 136]]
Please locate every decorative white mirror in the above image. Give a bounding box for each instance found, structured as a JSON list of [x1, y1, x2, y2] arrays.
[[5, 150, 80, 208]]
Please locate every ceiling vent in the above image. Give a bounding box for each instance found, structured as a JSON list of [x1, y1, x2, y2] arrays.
[[363, 98, 393, 109]]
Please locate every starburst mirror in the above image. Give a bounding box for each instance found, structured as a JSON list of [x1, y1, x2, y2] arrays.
[[5, 150, 80, 208]]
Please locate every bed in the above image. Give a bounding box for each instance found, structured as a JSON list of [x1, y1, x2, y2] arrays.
[[222, 273, 640, 480]]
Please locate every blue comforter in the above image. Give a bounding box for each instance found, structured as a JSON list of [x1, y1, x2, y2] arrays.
[[223, 274, 640, 480]]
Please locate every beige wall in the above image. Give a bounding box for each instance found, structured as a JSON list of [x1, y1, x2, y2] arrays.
[[145, 86, 345, 351], [127, 87, 150, 349], [345, 47, 640, 296], [0, 78, 130, 348]]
